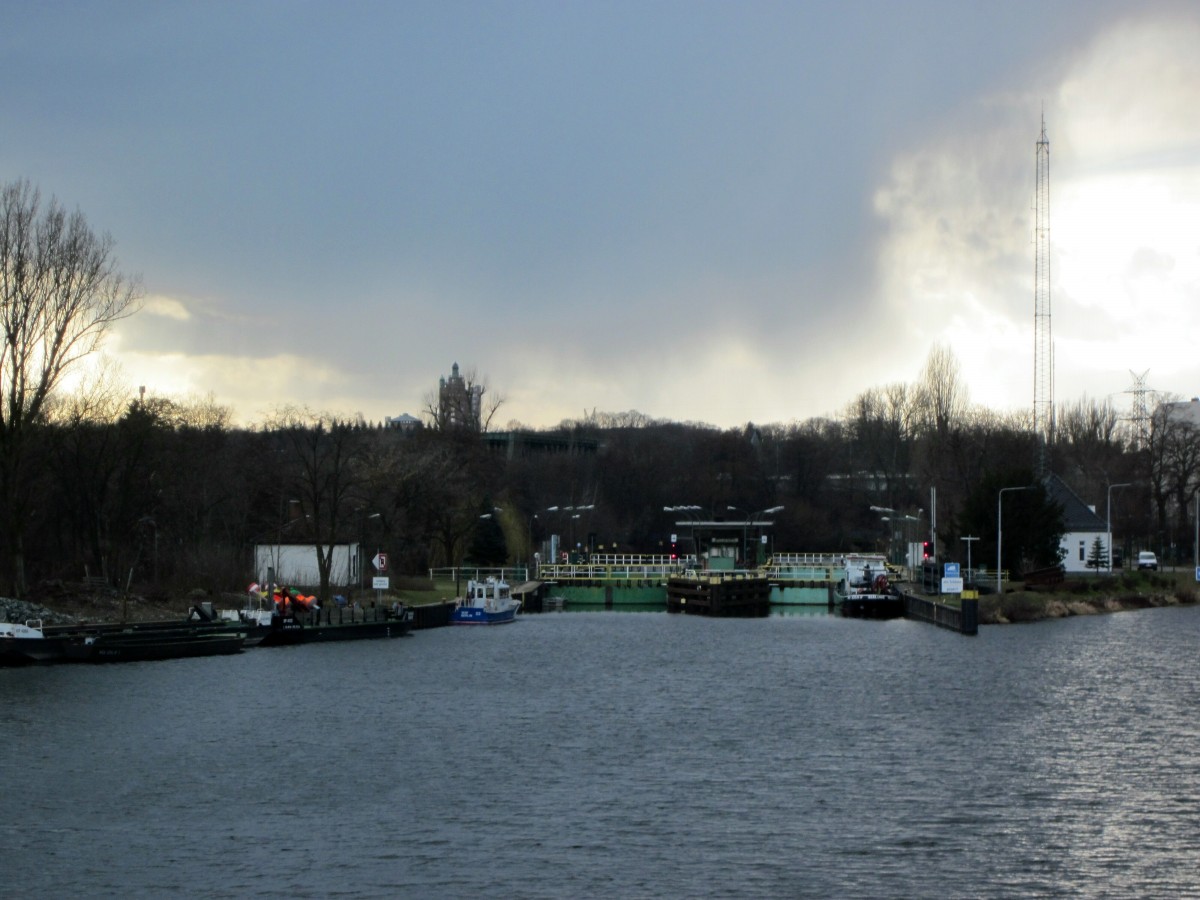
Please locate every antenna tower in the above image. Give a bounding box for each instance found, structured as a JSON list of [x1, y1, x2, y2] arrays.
[[1033, 114, 1053, 473]]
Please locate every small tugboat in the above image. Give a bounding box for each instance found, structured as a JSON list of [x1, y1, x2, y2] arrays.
[[452, 577, 521, 625], [834, 554, 903, 619]]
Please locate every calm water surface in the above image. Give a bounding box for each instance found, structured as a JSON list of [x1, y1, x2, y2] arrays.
[[3, 606, 1199, 898]]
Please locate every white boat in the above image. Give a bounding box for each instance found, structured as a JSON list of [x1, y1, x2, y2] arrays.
[[0, 619, 67, 666], [451, 577, 521, 625], [834, 554, 903, 618]]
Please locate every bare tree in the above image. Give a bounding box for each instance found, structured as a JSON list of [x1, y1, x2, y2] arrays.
[[913, 343, 968, 440], [268, 408, 367, 604], [1147, 396, 1200, 557], [0, 179, 140, 595]]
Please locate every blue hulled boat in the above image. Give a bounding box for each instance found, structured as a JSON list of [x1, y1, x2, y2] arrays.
[[451, 577, 521, 625]]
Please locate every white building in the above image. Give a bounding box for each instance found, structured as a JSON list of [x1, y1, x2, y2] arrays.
[[253, 542, 361, 589], [1045, 474, 1110, 574]]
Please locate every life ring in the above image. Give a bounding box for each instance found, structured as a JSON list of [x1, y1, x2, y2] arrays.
[[873, 574, 889, 592]]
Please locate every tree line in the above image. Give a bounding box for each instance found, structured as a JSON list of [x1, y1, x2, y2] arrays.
[[6, 369, 1193, 603], [3, 179, 1196, 602]]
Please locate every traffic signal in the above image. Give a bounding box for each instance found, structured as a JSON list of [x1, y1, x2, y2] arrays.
[[670, 542, 677, 560], [922, 541, 932, 560]]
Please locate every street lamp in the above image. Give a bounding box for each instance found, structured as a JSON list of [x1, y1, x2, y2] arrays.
[[997, 486, 1031, 594], [666, 505, 704, 562], [727, 506, 749, 565], [727, 505, 783, 568], [757, 505, 784, 565], [360, 511, 381, 590], [1106, 482, 1132, 574], [961, 536, 979, 585], [528, 513, 538, 571], [873, 506, 920, 576]]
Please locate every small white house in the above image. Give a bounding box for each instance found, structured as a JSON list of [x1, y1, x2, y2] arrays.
[[1044, 474, 1109, 574], [253, 542, 362, 589]]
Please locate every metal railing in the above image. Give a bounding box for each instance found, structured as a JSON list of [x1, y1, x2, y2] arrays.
[[538, 562, 683, 581], [768, 552, 844, 566], [427, 566, 530, 584]]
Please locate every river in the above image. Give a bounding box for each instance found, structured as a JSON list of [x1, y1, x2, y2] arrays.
[[2, 606, 1198, 898]]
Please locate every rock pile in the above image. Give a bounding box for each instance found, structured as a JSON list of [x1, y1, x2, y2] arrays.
[[0, 597, 80, 626]]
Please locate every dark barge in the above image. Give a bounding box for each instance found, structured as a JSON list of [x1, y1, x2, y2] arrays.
[[666, 573, 771, 617]]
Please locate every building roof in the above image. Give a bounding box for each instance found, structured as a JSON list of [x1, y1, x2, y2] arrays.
[[1043, 472, 1106, 533]]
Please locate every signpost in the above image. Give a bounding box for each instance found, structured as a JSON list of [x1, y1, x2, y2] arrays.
[[941, 561, 963, 595], [372, 554, 388, 605]]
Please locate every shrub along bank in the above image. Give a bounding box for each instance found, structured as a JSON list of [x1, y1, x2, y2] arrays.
[[978, 571, 1198, 625]]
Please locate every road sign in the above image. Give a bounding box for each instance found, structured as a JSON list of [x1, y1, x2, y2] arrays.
[[372, 552, 388, 572], [372, 576, 390, 590], [943, 562, 960, 578], [941, 576, 964, 594]]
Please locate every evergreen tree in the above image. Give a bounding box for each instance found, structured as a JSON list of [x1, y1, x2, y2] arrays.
[[1086, 535, 1108, 570], [467, 505, 508, 565]]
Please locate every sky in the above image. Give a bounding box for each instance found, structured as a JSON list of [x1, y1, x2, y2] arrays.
[[3, 1, 1199, 430]]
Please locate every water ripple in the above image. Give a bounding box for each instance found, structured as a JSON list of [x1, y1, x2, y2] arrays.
[[2, 608, 1199, 897]]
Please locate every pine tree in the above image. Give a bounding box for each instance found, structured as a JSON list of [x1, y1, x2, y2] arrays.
[[1086, 535, 1108, 570]]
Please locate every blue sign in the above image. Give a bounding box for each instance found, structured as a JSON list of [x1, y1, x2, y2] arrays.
[[943, 562, 960, 578]]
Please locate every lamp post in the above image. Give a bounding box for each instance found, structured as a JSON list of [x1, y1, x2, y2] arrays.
[[727, 505, 784, 568], [1106, 482, 1132, 574], [997, 486, 1031, 594], [727, 506, 748, 565], [547, 504, 593, 561], [528, 513, 538, 573], [360, 511, 381, 591], [872, 506, 920, 577], [961, 536, 979, 585], [666, 505, 703, 564], [756, 505, 784, 566]]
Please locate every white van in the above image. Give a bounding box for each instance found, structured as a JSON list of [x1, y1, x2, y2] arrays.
[[1136, 551, 1158, 571]]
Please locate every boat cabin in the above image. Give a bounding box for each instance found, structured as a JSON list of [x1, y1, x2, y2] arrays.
[[844, 554, 890, 590], [464, 577, 512, 610]]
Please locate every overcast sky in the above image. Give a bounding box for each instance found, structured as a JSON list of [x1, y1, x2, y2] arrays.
[[4, 1, 1199, 429]]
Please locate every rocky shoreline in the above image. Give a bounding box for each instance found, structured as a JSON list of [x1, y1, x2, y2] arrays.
[[1, 582, 222, 628], [0, 597, 80, 626], [978, 588, 1197, 625]]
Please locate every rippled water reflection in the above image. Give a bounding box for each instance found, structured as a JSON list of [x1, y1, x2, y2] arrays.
[[3, 606, 1199, 897]]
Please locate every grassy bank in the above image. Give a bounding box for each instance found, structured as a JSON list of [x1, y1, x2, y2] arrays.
[[977, 569, 1198, 625]]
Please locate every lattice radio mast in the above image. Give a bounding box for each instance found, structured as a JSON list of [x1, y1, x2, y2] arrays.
[[1033, 114, 1053, 474], [1126, 369, 1151, 450]]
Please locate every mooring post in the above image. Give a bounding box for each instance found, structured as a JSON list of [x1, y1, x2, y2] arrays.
[[960, 596, 978, 635]]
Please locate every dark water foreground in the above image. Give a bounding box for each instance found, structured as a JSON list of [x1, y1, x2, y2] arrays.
[[3, 607, 1199, 898]]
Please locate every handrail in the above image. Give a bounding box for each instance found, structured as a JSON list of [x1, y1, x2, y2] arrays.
[[427, 566, 529, 583]]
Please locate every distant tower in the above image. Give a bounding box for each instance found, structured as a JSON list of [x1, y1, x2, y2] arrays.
[[1033, 115, 1053, 474], [1126, 369, 1151, 450], [438, 361, 484, 431]]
